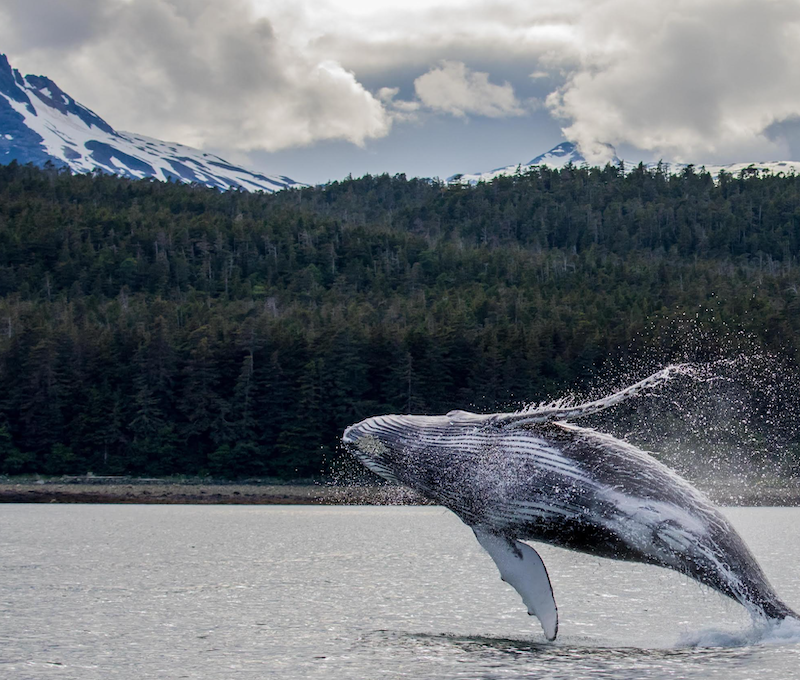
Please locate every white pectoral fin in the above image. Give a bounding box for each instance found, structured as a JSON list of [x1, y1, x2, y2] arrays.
[[474, 528, 558, 641]]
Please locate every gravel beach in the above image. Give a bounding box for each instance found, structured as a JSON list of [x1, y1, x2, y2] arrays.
[[1, 477, 799, 506], [0, 479, 430, 505]]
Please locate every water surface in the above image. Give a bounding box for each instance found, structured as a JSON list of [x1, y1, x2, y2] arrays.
[[1, 505, 799, 679]]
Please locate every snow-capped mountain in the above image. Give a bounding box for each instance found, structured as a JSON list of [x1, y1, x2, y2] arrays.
[[452, 141, 800, 183], [452, 142, 622, 183], [0, 54, 303, 192], [661, 159, 800, 177]]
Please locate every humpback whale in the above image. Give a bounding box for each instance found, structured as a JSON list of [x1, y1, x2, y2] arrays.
[[342, 366, 798, 640]]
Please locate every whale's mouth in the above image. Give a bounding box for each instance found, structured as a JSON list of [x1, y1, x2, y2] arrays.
[[342, 431, 400, 483], [342, 425, 357, 445]]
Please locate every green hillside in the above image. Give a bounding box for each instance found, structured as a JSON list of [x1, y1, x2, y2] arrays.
[[1, 160, 799, 479]]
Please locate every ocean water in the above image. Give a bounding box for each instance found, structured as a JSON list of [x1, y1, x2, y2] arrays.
[[1, 504, 799, 679]]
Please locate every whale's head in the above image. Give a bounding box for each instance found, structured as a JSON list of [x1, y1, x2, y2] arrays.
[[342, 410, 503, 489]]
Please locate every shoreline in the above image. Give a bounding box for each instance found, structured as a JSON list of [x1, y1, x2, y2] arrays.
[[0, 480, 431, 506], [1, 478, 800, 506]]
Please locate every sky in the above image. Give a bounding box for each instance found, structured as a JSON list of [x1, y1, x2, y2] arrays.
[[3, 0, 800, 184]]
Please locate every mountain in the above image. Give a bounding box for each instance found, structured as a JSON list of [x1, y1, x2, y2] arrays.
[[663, 159, 800, 178], [451, 141, 800, 183], [0, 54, 303, 192], [451, 142, 622, 183]]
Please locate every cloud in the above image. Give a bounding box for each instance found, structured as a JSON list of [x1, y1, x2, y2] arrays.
[[546, 0, 800, 163], [0, 0, 391, 152], [7, 0, 800, 164], [304, 2, 579, 83], [414, 61, 524, 118], [0, 0, 572, 152], [376, 87, 421, 124]]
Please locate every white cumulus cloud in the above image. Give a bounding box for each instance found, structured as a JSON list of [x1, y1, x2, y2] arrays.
[[7, 0, 800, 164], [414, 61, 525, 118], [0, 0, 391, 152], [546, 0, 800, 163]]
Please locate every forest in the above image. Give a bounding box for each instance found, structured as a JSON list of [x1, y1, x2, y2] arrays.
[[0, 160, 799, 479]]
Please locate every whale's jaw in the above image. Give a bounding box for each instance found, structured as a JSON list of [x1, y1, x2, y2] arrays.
[[342, 432, 400, 484]]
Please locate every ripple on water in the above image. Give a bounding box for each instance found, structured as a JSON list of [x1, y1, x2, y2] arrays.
[[1, 505, 799, 680], [354, 629, 789, 680]]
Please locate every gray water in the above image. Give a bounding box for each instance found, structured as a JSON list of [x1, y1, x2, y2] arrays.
[[1, 505, 800, 679]]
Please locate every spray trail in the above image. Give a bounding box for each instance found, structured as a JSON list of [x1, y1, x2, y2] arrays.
[[512, 363, 701, 425]]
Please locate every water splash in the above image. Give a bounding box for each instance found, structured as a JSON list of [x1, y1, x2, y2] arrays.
[[333, 353, 800, 504], [514, 363, 701, 424], [564, 354, 800, 503], [677, 616, 800, 648]]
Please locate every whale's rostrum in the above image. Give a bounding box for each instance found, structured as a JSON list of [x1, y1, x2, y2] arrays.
[[342, 366, 798, 640]]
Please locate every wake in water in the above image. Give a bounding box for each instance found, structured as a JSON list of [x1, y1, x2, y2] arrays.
[[677, 616, 800, 648]]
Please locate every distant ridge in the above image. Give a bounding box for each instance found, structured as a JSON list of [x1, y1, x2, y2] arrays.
[[0, 54, 303, 192], [451, 142, 620, 183], [451, 141, 800, 183]]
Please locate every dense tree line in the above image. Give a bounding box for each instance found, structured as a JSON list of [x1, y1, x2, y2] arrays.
[[0, 160, 799, 479]]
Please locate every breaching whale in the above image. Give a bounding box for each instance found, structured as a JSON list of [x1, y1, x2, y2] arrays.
[[342, 366, 798, 640]]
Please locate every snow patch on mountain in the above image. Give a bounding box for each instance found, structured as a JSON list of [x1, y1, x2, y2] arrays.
[[452, 142, 621, 183], [451, 141, 800, 183], [659, 159, 800, 178], [0, 54, 303, 192]]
